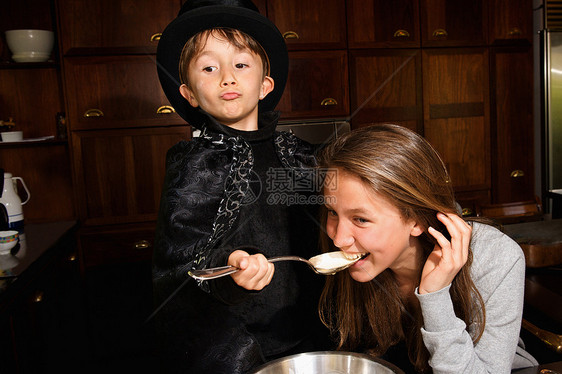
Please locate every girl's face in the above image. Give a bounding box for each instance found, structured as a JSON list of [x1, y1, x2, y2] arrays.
[[323, 169, 423, 283]]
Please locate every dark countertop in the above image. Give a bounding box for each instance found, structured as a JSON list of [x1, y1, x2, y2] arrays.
[[0, 220, 78, 304]]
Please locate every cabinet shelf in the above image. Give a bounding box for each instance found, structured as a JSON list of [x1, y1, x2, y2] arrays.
[[0, 138, 67, 148], [0, 60, 58, 69]]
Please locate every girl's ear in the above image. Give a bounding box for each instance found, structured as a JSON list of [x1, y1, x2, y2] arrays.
[[259, 76, 274, 100], [410, 221, 424, 237], [179, 84, 199, 107]]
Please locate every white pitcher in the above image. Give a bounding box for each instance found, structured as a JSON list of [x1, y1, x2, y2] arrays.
[[0, 172, 30, 233]]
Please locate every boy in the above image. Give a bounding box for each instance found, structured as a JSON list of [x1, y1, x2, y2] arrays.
[[153, 1, 329, 372]]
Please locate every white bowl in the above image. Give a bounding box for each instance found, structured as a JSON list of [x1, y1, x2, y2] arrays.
[[0, 230, 19, 255], [1, 131, 23, 142], [5, 29, 54, 62]]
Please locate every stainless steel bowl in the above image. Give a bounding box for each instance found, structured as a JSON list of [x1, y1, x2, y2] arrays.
[[250, 351, 404, 374]]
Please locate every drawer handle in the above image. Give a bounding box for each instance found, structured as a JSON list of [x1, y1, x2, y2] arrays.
[[134, 240, 151, 250], [151, 33, 162, 42], [510, 169, 525, 178], [283, 31, 299, 40], [321, 98, 338, 106], [157, 105, 176, 114], [84, 109, 104, 118], [393, 29, 410, 38], [508, 27, 522, 36], [33, 290, 44, 303], [68, 253, 77, 262], [432, 28, 448, 37], [461, 208, 473, 217]]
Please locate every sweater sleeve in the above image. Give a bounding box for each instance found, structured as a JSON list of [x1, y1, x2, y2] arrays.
[[416, 224, 530, 374]]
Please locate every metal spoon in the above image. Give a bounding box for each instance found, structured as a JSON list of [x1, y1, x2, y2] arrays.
[[188, 251, 366, 281]]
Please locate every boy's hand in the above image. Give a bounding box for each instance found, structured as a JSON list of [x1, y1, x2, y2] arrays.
[[419, 213, 472, 294], [227, 250, 275, 290]]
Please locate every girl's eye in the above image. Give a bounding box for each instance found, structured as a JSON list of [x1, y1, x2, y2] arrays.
[[354, 217, 368, 224], [326, 209, 337, 217], [203, 66, 217, 72]]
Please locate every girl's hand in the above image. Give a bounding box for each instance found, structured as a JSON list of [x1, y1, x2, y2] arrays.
[[419, 213, 472, 294], [227, 250, 275, 290]]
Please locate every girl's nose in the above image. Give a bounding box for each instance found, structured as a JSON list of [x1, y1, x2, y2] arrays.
[[331, 222, 354, 249]]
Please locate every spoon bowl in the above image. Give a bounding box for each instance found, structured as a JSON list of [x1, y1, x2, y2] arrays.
[[188, 251, 366, 281]]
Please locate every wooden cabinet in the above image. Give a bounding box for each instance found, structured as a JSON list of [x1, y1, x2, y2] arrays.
[[278, 50, 349, 119], [420, 0, 487, 47], [56, 0, 180, 55], [349, 49, 422, 132], [490, 45, 534, 203], [267, 0, 347, 50], [71, 126, 189, 226], [347, 0, 420, 48], [63, 56, 182, 130], [0, 223, 86, 373], [488, 0, 533, 44], [423, 48, 490, 194], [0, 0, 74, 224]]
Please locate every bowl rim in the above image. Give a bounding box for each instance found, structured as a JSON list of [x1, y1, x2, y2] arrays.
[[5, 29, 55, 34], [249, 350, 405, 374]]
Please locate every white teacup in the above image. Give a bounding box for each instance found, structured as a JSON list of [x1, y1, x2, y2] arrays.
[[0, 230, 19, 255]]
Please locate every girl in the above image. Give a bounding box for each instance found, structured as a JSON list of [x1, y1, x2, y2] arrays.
[[318, 124, 537, 373]]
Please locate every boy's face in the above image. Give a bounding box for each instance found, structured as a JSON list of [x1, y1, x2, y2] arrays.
[[179, 34, 274, 131]]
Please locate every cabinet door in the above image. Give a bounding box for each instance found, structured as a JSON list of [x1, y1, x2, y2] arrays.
[[349, 49, 422, 132], [64, 55, 183, 130], [267, 0, 347, 50], [490, 46, 534, 203], [10, 245, 86, 372], [71, 126, 190, 226], [0, 68, 63, 138], [423, 49, 490, 193], [420, 0, 487, 47], [278, 50, 349, 119], [347, 0, 420, 48], [57, 0, 180, 55], [488, 0, 533, 44]]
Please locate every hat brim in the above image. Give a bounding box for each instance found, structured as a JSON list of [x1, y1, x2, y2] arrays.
[[156, 6, 288, 126]]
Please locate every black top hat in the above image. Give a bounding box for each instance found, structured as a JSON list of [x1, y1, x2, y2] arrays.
[[156, 0, 289, 127]]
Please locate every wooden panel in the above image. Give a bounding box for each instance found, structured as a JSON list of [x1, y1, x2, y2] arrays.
[[78, 223, 155, 267], [347, 0, 420, 48], [57, 0, 180, 55], [71, 126, 190, 225], [423, 49, 490, 191], [267, 0, 347, 50], [63, 55, 183, 130], [488, 0, 533, 44], [0, 142, 74, 223], [349, 49, 422, 132], [490, 46, 535, 203], [278, 50, 349, 119], [420, 0, 487, 47], [0, 68, 63, 138]]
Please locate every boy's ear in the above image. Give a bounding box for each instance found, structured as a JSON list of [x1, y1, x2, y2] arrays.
[[259, 76, 274, 100], [179, 84, 199, 107]]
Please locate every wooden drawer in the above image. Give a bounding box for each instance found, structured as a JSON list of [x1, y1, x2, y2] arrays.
[[63, 55, 183, 130], [78, 223, 155, 268]]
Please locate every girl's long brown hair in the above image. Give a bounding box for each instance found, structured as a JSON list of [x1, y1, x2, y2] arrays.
[[317, 124, 485, 373]]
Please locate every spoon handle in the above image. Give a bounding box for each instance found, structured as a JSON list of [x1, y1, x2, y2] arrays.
[[188, 255, 310, 281]]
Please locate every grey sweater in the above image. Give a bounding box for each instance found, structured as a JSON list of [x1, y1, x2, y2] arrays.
[[415, 222, 538, 373]]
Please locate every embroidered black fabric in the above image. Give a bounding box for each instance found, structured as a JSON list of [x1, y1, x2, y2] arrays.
[[152, 111, 331, 373]]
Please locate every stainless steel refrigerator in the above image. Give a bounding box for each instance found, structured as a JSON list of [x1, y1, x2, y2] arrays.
[[541, 29, 562, 217]]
